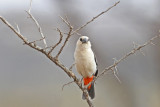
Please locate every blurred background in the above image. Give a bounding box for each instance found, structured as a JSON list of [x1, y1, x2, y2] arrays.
[[0, 0, 160, 107]]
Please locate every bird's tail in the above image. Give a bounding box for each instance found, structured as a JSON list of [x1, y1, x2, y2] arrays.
[[82, 76, 95, 99]]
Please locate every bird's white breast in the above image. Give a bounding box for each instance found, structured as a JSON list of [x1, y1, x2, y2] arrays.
[[74, 48, 96, 78]]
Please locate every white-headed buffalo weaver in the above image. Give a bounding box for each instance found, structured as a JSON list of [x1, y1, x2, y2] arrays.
[[74, 36, 98, 99]]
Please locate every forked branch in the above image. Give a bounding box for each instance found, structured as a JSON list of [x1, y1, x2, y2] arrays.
[[26, 0, 47, 48], [48, 28, 63, 55], [55, 17, 73, 59]]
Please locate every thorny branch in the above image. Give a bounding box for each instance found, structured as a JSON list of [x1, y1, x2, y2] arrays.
[[95, 35, 160, 81]]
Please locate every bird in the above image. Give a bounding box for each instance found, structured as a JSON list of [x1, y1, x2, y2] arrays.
[[74, 36, 98, 99]]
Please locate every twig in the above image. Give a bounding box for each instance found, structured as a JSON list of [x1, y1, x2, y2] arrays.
[[69, 63, 75, 71], [28, 0, 32, 13], [48, 28, 63, 54], [111, 68, 121, 83], [62, 81, 74, 91], [0, 16, 44, 52], [55, 17, 73, 59], [53, 27, 82, 37], [59, 16, 73, 28], [112, 58, 121, 83], [55, 29, 72, 59], [26, 0, 47, 48], [29, 37, 45, 44], [71, 1, 120, 35], [15, 23, 20, 33], [0, 16, 27, 43], [133, 42, 145, 56]]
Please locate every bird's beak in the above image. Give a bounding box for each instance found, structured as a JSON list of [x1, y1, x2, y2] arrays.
[[81, 38, 88, 43]]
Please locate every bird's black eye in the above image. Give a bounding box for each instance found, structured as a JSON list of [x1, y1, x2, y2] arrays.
[[80, 38, 82, 41]]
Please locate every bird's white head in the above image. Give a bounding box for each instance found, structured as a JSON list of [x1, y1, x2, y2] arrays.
[[76, 36, 91, 50]]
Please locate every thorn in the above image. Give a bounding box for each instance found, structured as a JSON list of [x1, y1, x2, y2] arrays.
[[28, 0, 33, 13], [62, 81, 74, 91], [133, 41, 137, 49], [140, 49, 145, 56], [69, 63, 75, 71], [113, 58, 118, 74], [114, 72, 122, 84], [151, 42, 155, 46], [15, 23, 20, 33], [111, 68, 121, 84], [112, 58, 121, 83]]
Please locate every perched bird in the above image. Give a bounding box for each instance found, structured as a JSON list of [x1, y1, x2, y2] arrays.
[[74, 36, 98, 99]]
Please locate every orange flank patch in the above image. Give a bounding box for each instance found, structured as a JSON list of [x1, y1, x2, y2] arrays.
[[83, 76, 94, 90]]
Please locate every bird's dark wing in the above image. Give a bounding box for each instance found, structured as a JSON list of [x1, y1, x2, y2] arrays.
[[93, 52, 98, 77]]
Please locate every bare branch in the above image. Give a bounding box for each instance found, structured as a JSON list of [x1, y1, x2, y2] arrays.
[[59, 1, 120, 37], [0, 16, 44, 52], [71, 1, 120, 35], [133, 42, 146, 56], [55, 17, 73, 59], [29, 37, 45, 44], [55, 30, 72, 58], [1, 16, 27, 43], [28, 0, 32, 13], [53, 27, 82, 36], [26, 0, 47, 48], [48, 28, 63, 54], [69, 63, 75, 71], [26, 11, 47, 47], [59, 16, 73, 28], [96, 35, 160, 80]]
